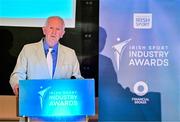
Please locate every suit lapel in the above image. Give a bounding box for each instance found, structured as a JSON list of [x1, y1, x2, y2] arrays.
[[36, 40, 51, 78], [54, 44, 64, 78]]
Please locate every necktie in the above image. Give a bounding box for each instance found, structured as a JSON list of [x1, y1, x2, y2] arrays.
[[47, 48, 53, 78]]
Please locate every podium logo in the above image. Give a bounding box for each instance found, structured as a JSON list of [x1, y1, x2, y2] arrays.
[[133, 13, 152, 29], [38, 86, 51, 110], [133, 81, 148, 96]]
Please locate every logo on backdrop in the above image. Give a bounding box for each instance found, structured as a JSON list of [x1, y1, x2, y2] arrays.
[[112, 38, 132, 70], [111, 37, 169, 96], [133, 81, 148, 96], [132, 80, 150, 104], [129, 45, 169, 67], [133, 13, 152, 29], [112, 37, 169, 68]]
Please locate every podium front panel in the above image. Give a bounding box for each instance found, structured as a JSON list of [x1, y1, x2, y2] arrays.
[[19, 79, 95, 117]]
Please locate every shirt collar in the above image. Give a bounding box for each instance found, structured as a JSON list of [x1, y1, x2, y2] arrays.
[[43, 38, 58, 53]]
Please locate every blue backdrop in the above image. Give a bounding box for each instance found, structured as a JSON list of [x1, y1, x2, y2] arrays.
[[99, 0, 180, 121]]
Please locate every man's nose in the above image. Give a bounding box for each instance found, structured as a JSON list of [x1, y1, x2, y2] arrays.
[[52, 29, 57, 35]]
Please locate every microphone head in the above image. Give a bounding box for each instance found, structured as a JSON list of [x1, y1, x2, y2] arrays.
[[71, 76, 76, 79]]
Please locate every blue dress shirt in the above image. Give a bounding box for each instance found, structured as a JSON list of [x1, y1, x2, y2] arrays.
[[43, 40, 58, 77]]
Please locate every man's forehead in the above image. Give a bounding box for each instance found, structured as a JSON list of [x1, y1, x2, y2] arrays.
[[47, 18, 64, 25]]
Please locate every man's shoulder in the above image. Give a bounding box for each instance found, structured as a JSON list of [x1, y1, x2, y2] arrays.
[[59, 44, 75, 53], [23, 41, 41, 49]]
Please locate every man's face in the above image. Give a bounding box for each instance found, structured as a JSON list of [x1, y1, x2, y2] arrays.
[[42, 18, 65, 47]]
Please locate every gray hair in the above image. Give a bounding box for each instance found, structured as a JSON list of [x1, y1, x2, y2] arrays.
[[45, 16, 65, 26]]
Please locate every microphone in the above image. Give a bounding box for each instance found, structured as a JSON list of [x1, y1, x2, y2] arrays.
[[71, 76, 76, 79]]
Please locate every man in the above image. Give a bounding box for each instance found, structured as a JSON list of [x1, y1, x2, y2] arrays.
[[9, 16, 82, 96]]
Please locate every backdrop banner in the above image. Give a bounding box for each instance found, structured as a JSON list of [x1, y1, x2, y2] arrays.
[[99, 0, 180, 121]]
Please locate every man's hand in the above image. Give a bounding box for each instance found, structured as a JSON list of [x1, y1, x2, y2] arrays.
[[13, 84, 19, 96]]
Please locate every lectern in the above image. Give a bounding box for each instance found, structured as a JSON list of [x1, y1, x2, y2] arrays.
[[19, 79, 95, 121]]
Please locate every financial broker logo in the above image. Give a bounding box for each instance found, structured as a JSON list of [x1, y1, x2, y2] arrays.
[[133, 81, 148, 96]]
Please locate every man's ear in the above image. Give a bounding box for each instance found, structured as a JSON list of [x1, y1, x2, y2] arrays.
[[42, 27, 46, 35], [60, 30, 65, 38], [62, 30, 65, 36]]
